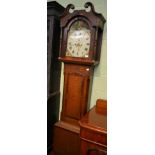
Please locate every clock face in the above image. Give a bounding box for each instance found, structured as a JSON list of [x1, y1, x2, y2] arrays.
[[66, 21, 91, 58]]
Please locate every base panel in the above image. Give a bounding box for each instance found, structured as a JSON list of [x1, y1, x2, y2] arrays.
[[53, 121, 80, 155]]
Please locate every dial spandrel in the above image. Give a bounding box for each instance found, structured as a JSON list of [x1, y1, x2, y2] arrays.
[[66, 21, 90, 58]]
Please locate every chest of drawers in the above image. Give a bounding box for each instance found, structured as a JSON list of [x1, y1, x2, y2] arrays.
[[79, 99, 107, 155]]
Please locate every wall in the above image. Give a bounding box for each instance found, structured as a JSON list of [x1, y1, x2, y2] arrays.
[[48, 0, 107, 110]]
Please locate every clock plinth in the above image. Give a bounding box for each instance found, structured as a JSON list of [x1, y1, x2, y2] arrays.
[[53, 121, 80, 155]]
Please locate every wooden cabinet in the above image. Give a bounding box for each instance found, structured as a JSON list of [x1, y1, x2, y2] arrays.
[[79, 99, 107, 155], [47, 1, 64, 152]]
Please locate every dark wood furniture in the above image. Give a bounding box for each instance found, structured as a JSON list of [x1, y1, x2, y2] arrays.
[[47, 1, 64, 152], [53, 3, 106, 155], [79, 99, 107, 155]]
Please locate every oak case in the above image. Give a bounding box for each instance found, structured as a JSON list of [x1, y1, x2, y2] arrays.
[[52, 2, 106, 155]]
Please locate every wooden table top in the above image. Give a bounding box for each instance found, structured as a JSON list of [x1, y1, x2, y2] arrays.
[[79, 99, 107, 133]]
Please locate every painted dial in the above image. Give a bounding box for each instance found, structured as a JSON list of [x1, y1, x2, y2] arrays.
[[66, 21, 91, 58]]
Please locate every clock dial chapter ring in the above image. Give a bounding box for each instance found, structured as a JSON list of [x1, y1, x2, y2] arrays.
[[66, 21, 91, 58], [66, 31, 90, 57]]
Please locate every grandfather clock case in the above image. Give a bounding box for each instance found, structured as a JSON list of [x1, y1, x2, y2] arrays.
[[53, 2, 106, 155]]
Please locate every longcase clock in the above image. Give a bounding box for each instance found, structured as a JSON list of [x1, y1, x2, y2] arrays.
[[53, 2, 106, 155]]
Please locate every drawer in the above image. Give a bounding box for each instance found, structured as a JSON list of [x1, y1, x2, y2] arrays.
[[80, 128, 107, 146], [80, 139, 107, 155]]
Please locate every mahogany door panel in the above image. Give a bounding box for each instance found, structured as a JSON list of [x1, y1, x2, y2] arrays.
[[65, 74, 83, 119], [61, 64, 93, 125]]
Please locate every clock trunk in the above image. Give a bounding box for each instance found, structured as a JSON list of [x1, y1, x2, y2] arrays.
[[61, 64, 93, 126]]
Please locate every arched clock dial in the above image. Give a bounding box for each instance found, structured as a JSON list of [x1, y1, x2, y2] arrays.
[[66, 21, 91, 58]]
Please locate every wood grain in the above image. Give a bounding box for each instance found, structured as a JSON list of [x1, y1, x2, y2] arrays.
[[79, 99, 107, 155], [61, 64, 93, 125], [52, 2, 106, 154]]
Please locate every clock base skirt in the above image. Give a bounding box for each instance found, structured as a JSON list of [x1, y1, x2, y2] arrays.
[[53, 121, 80, 155]]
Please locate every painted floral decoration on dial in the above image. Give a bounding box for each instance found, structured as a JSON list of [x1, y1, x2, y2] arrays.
[[66, 21, 91, 58]]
